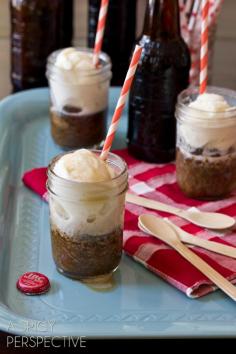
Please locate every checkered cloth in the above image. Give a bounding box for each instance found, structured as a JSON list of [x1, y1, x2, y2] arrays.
[[22, 149, 236, 298]]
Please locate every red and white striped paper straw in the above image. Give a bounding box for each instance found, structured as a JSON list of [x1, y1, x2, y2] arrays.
[[189, 48, 199, 84], [188, 0, 200, 32], [179, 0, 193, 44], [93, 0, 109, 67], [199, 0, 209, 94], [100, 45, 142, 161], [185, 0, 193, 15], [209, 0, 224, 25], [179, 0, 188, 37]]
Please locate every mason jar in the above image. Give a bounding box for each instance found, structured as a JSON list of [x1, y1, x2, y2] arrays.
[[175, 86, 236, 200], [46, 48, 112, 149], [47, 150, 128, 281]]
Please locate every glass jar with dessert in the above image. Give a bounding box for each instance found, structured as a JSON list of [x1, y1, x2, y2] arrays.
[[46, 48, 112, 149], [47, 149, 128, 281], [176, 86, 236, 200]]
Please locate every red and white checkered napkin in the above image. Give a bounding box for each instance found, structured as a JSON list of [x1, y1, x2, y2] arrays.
[[22, 149, 236, 298]]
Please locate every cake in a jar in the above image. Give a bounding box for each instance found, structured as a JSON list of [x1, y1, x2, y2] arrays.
[[176, 87, 236, 199]]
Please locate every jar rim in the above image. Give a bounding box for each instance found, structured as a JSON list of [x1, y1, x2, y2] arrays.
[[47, 149, 128, 187], [176, 86, 236, 122], [46, 47, 112, 79]]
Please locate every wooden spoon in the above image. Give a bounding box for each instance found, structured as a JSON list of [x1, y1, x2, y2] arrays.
[[138, 218, 236, 259], [139, 214, 236, 301], [126, 193, 235, 230]]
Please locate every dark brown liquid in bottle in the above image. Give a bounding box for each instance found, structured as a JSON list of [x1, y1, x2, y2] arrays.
[[88, 0, 137, 86], [59, 0, 74, 48], [10, 0, 73, 92], [128, 0, 190, 163]]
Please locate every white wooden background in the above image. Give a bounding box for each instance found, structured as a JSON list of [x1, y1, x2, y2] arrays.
[[0, 0, 235, 99]]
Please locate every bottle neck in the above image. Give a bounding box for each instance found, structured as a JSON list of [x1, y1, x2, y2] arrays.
[[142, 0, 180, 40]]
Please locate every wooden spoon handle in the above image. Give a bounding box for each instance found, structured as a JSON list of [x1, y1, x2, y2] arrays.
[[175, 242, 236, 301], [126, 193, 181, 215], [169, 221, 236, 259]]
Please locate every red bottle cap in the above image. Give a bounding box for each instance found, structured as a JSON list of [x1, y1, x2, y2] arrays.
[[16, 272, 50, 295]]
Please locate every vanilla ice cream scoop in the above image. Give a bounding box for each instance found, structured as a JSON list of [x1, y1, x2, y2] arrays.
[[54, 149, 116, 183], [49, 149, 125, 236], [189, 93, 232, 113], [178, 93, 236, 151], [55, 47, 95, 71], [48, 48, 111, 116]]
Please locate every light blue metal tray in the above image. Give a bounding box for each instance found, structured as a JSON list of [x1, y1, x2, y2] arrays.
[[0, 88, 236, 338]]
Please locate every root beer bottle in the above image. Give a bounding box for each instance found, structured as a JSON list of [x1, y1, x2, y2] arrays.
[[128, 0, 190, 163], [88, 0, 137, 86], [59, 0, 74, 48], [10, 0, 73, 92]]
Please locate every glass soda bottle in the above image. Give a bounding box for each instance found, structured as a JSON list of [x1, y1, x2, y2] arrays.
[[59, 0, 74, 48], [88, 0, 137, 86], [128, 0, 190, 163], [10, 0, 73, 92]]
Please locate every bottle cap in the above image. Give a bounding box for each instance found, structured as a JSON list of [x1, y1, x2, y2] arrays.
[[16, 272, 50, 295]]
